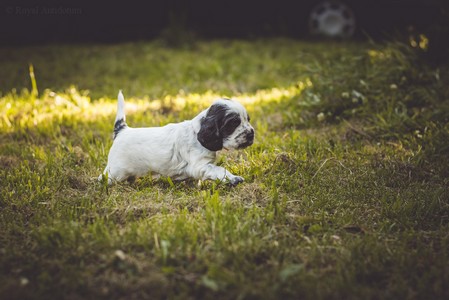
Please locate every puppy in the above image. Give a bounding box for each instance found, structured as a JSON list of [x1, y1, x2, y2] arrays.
[[99, 91, 254, 185]]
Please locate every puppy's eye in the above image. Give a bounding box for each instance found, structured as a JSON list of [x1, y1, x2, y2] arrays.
[[222, 115, 241, 136], [227, 118, 240, 128], [247, 114, 250, 122]]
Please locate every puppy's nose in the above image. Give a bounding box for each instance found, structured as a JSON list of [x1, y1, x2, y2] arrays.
[[247, 128, 255, 140]]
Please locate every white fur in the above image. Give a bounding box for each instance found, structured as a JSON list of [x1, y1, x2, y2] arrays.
[[99, 92, 254, 185]]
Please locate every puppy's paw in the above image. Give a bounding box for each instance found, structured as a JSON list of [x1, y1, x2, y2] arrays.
[[229, 176, 244, 186]]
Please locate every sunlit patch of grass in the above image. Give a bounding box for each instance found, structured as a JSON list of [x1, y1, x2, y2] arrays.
[[0, 87, 141, 132], [1, 39, 448, 299], [1, 80, 309, 133]]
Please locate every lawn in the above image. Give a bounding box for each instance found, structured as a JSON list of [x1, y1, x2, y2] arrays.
[[0, 38, 448, 299]]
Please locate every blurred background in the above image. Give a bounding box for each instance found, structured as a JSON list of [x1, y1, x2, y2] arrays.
[[1, 0, 447, 44]]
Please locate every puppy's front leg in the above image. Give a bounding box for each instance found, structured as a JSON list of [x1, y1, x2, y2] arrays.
[[200, 164, 244, 186]]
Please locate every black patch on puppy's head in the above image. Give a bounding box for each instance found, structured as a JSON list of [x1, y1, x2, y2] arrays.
[[197, 103, 241, 151]]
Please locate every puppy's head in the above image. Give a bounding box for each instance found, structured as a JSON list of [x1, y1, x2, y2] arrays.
[[197, 99, 254, 151]]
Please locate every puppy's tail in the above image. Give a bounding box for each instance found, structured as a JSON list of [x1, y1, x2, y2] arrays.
[[113, 90, 127, 139]]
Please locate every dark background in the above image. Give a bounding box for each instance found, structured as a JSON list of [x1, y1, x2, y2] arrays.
[[0, 0, 447, 45]]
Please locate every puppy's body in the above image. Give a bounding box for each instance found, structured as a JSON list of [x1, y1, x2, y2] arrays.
[[99, 91, 254, 185], [106, 120, 215, 181]]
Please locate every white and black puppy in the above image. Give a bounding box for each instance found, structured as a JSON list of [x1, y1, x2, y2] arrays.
[[99, 91, 254, 185]]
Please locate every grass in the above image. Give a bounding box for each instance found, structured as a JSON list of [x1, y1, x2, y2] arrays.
[[0, 38, 448, 299]]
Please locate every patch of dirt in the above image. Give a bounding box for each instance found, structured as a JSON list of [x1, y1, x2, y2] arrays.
[[0, 155, 20, 168]]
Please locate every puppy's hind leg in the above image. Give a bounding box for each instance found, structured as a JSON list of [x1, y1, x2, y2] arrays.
[[99, 165, 134, 185], [98, 167, 114, 185]]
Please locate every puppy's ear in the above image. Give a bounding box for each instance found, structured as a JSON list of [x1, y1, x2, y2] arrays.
[[197, 104, 226, 151]]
